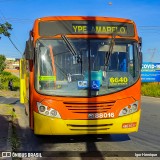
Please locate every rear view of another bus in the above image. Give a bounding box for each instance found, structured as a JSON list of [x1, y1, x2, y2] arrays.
[[20, 16, 142, 135]]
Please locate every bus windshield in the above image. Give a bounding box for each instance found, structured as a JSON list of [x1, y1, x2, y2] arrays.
[[35, 38, 140, 97]]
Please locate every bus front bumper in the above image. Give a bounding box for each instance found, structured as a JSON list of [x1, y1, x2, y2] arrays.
[[34, 110, 141, 135]]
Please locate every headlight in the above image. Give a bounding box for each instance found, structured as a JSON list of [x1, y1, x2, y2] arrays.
[[50, 109, 57, 117], [119, 101, 138, 117], [39, 105, 46, 112], [122, 108, 128, 115], [37, 102, 61, 118], [132, 103, 138, 111]]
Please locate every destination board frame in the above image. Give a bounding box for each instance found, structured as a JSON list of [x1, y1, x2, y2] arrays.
[[39, 20, 135, 37]]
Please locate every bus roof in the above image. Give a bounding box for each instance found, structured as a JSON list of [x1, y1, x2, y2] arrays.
[[35, 16, 135, 24]]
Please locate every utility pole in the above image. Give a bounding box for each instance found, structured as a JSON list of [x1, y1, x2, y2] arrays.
[[148, 48, 157, 62]]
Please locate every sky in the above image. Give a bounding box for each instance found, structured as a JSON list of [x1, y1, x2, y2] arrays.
[[0, 0, 160, 62]]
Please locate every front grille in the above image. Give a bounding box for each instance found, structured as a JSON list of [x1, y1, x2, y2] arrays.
[[67, 123, 113, 131], [64, 101, 115, 113]]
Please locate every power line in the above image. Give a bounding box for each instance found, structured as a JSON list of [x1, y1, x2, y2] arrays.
[[0, 0, 21, 3], [4, 17, 33, 21], [2, 18, 33, 23], [0, 9, 23, 56], [8, 37, 23, 55]]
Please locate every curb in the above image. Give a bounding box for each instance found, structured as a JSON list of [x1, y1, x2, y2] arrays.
[[7, 123, 12, 151], [1, 116, 12, 160], [141, 95, 160, 99], [6, 121, 12, 160]]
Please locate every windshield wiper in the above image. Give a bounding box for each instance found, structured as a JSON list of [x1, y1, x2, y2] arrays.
[[61, 35, 78, 56], [61, 34, 82, 66], [104, 34, 116, 67]]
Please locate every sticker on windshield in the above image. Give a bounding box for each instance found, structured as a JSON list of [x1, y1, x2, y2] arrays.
[[39, 76, 56, 81], [109, 77, 128, 86], [91, 80, 100, 90], [78, 81, 88, 89]]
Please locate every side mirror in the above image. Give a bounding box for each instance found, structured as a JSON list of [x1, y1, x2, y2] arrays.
[[24, 31, 34, 60], [139, 37, 142, 48], [138, 37, 142, 69], [24, 40, 34, 60], [139, 51, 143, 69]]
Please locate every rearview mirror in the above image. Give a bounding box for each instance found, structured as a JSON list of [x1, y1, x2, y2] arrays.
[[24, 31, 34, 60], [24, 40, 34, 60], [98, 45, 126, 52], [139, 51, 143, 69]]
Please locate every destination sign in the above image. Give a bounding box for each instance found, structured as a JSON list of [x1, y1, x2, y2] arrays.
[[39, 20, 134, 37], [72, 24, 127, 34]]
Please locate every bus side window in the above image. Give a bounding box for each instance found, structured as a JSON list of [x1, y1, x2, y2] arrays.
[[118, 52, 127, 72]]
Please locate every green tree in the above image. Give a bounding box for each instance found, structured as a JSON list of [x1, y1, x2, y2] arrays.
[[0, 55, 6, 74], [0, 22, 12, 38]]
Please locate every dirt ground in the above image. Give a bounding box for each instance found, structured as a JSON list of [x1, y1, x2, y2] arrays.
[[0, 90, 20, 98]]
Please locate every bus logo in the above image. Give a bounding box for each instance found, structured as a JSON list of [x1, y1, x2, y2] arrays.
[[88, 113, 94, 119]]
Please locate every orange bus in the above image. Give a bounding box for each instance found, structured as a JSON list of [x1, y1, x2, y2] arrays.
[[20, 16, 142, 135]]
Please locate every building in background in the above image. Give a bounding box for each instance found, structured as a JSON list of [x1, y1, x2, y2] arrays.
[[5, 58, 20, 70]]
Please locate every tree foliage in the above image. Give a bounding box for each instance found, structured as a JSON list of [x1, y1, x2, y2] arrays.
[[0, 22, 12, 37], [0, 55, 6, 74]]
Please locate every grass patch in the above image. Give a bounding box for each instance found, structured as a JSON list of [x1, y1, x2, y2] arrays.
[[0, 71, 19, 91], [0, 104, 21, 154], [141, 82, 160, 97], [10, 120, 21, 152], [8, 106, 21, 154]]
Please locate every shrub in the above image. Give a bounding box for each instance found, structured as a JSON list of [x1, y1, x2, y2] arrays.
[[0, 71, 19, 90], [141, 82, 160, 97]]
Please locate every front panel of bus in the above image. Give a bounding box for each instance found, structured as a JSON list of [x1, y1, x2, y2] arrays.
[[29, 17, 141, 135]]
